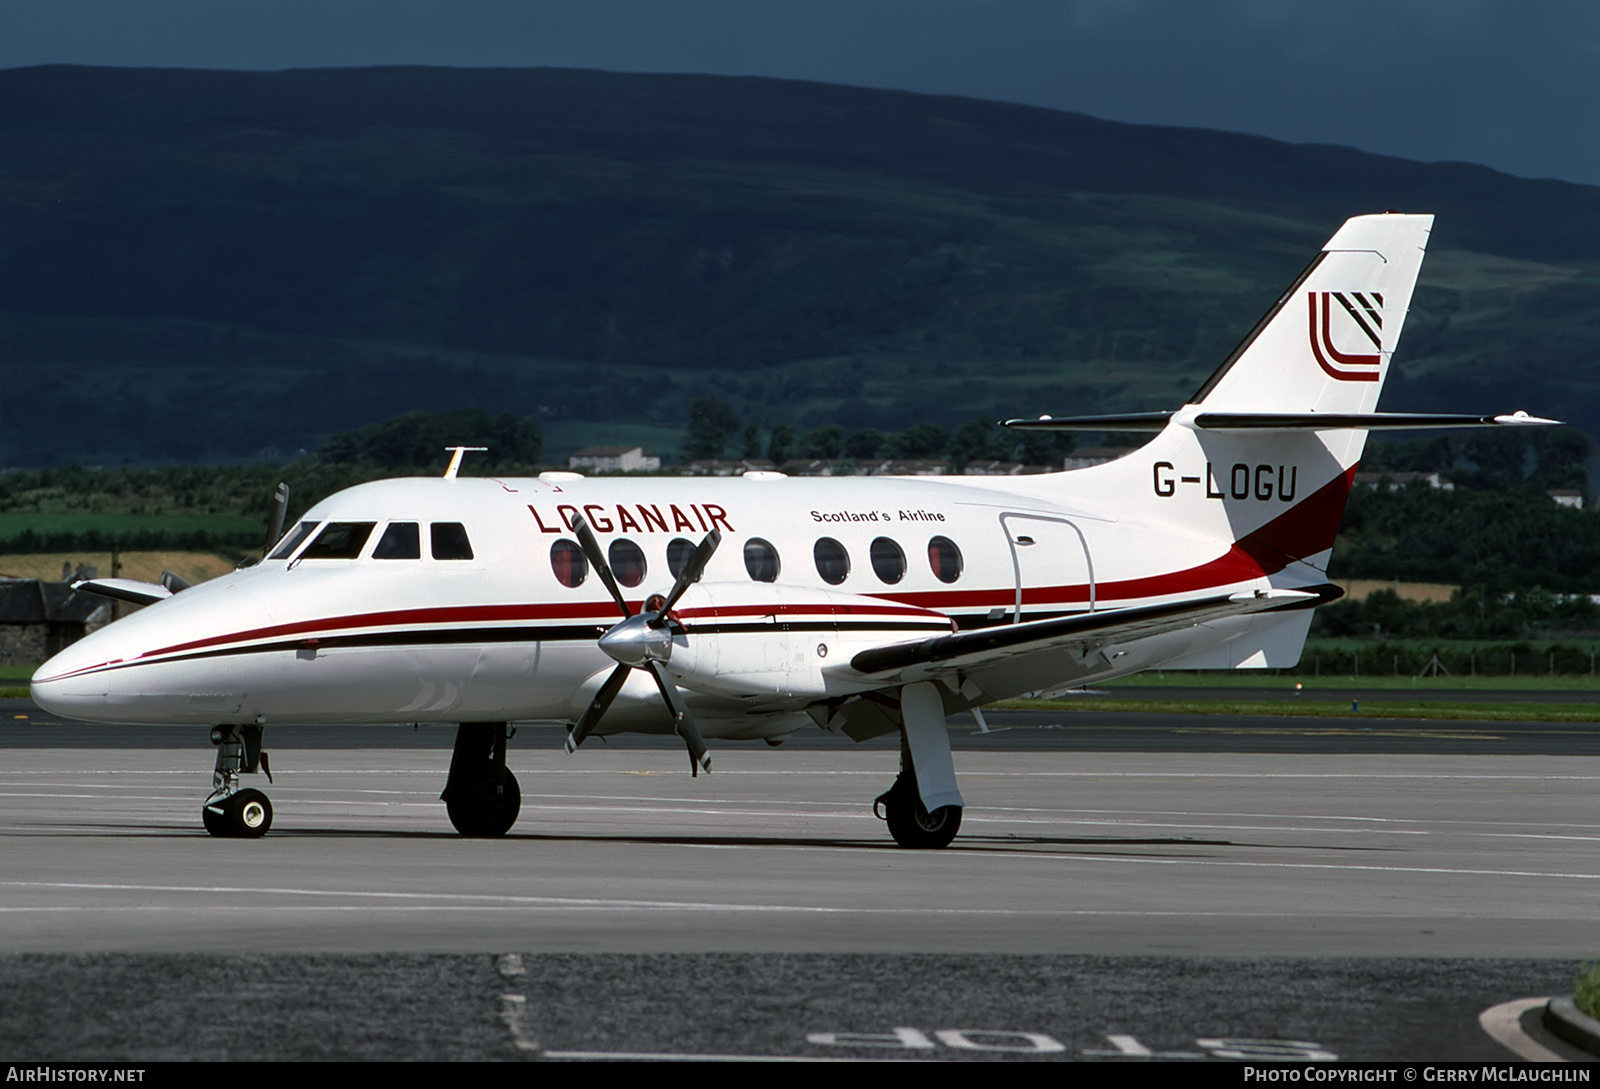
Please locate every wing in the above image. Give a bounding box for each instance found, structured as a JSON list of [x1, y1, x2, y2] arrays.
[[72, 578, 172, 606], [846, 588, 1320, 685]]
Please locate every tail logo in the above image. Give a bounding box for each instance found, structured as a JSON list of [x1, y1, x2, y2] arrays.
[[1308, 291, 1383, 382]]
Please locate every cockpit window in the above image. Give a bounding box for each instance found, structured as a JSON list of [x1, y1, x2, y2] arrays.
[[431, 522, 474, 560], [372, 522, 421, 560], [298, 522, 376, 560], [268, 521, 319, 560]]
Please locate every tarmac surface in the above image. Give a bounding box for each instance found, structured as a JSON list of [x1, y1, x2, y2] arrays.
[[2, 698, 1597, 1060]]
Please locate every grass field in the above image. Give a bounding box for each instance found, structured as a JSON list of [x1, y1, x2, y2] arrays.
[[0, 551, 236, 584], [1103, 672, 1600, 691], [997, 695, 1600, 722]]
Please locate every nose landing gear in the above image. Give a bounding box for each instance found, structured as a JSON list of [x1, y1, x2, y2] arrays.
[[202, 787, 274, 838], [202, 724, 274, 838], [442, 721, 521, 837]]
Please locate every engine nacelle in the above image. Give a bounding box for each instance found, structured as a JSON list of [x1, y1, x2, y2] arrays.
[[663, 582, 953, 701]]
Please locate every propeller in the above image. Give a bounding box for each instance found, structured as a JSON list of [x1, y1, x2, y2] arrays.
[[265, 482, 290, 551], [238, 482, 291, 569], [564, 513, 721, 775]]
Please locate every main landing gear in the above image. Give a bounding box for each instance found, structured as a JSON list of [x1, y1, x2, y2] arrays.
[[203, 724, 274, 837], [874, 770, 963, 849], [873, 681, 965, 849], [441, 721, 521, 837]]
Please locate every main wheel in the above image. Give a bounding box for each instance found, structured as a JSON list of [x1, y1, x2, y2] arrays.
[[445, 768, 521, 837], [201, 798, 228, 836], [231, 789, 273, 838], [883, 779, 962, 849], [202, 789, 273, 838]]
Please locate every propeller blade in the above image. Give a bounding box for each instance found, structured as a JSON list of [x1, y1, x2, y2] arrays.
[[160, 570, 192, 594], [567, 663, 632, 753], [645, 660, 712, 776], [264, 482, 290, 552], [655, 528, 721, 621], [571, 514, 632, 618]]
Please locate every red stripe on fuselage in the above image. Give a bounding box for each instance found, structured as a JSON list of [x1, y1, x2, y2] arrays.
[[50, 468, 1356, 679]]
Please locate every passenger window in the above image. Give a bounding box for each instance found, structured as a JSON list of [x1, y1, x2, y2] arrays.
[[870, 537, 906, 584], [372, 522, 421, 560], [608, 539, 647, 588], [431, 522, 474, 560], [743, 538, 780, 583], [269, 521, 319, 560], [928, 536, 963, 583], [813, 537, 850, 585], [550, 539, 588, 588], [298, 522, 376, 560], [666, 537, 696, 579]]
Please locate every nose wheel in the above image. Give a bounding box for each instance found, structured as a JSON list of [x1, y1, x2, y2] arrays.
[[202, 788, 274, 838], [202, 723, 275, 838], [442, 722, 522, 836]]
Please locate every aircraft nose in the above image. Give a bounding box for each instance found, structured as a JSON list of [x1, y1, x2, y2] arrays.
[[31, 637, 123, 720]]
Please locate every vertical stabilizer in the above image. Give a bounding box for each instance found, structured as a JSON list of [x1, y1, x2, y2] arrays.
[[1191, 213, 1433, 415]]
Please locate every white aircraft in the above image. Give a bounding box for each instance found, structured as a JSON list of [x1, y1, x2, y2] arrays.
[[30, 213, 1554, 846]]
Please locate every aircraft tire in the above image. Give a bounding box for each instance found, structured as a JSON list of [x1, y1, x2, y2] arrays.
[[445, 769, 521, 837], [230, 789, 273, 838], [201, 799, 229, 837], [885, 789, 962, 849], [202, 789, 273, 838]]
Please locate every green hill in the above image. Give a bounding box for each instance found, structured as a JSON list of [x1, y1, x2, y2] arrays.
[[2, 65, 1598, 464]]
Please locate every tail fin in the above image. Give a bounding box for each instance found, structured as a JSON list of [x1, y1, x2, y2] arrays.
[[1191, 213, 1433, 414], [1006, 213, 1438, 588]]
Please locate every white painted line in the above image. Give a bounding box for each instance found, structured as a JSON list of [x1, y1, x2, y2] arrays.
[[498, 993, 539, 1054], [1478, 997, 1567, 1061], [541, 1049, 870, 1062]]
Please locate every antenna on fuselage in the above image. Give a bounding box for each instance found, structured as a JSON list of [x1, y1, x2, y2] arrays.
[[442, 446, 488, 479]]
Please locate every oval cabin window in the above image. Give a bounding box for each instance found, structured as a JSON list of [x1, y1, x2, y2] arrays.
[[666, 537, 696, 579], [813, 538, 850, 585], [870, 537, 906, 584], [608, 538, 647, 588], [743, 538, 781, 583], [550, 539, 588, 588], [927, 535, 963, 584]]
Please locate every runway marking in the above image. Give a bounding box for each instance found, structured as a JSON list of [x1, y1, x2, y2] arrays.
[[541, 1050, 858, 1062], [5, 849, 1599, 917], [8, 766, 1600, 781]]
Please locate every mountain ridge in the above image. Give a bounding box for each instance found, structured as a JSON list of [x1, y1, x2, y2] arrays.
[[1, 64, 1596, 464]]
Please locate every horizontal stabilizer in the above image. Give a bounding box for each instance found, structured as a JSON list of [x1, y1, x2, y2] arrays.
[[1000, 410, 1560, 432]]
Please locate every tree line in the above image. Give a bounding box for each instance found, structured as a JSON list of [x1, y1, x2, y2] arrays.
[[682, 397, 1078, 469]]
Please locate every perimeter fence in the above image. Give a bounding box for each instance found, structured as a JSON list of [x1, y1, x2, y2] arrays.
[[1287, 640, 1600, 678]]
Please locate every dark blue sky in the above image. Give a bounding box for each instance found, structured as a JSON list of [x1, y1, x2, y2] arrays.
[[4, 0, 1598, 186]]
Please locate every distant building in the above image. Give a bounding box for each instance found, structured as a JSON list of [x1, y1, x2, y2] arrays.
[[851, 459, 947, 477], [1353, 470, 1454, 492], [567, 446, 661, 473], [962, 460, 1054, 476], [0, 580, 110, 664], [1547, 488, 1585, 510], [679, 458, 774, 476], [1061, 447, 1128, 470]]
